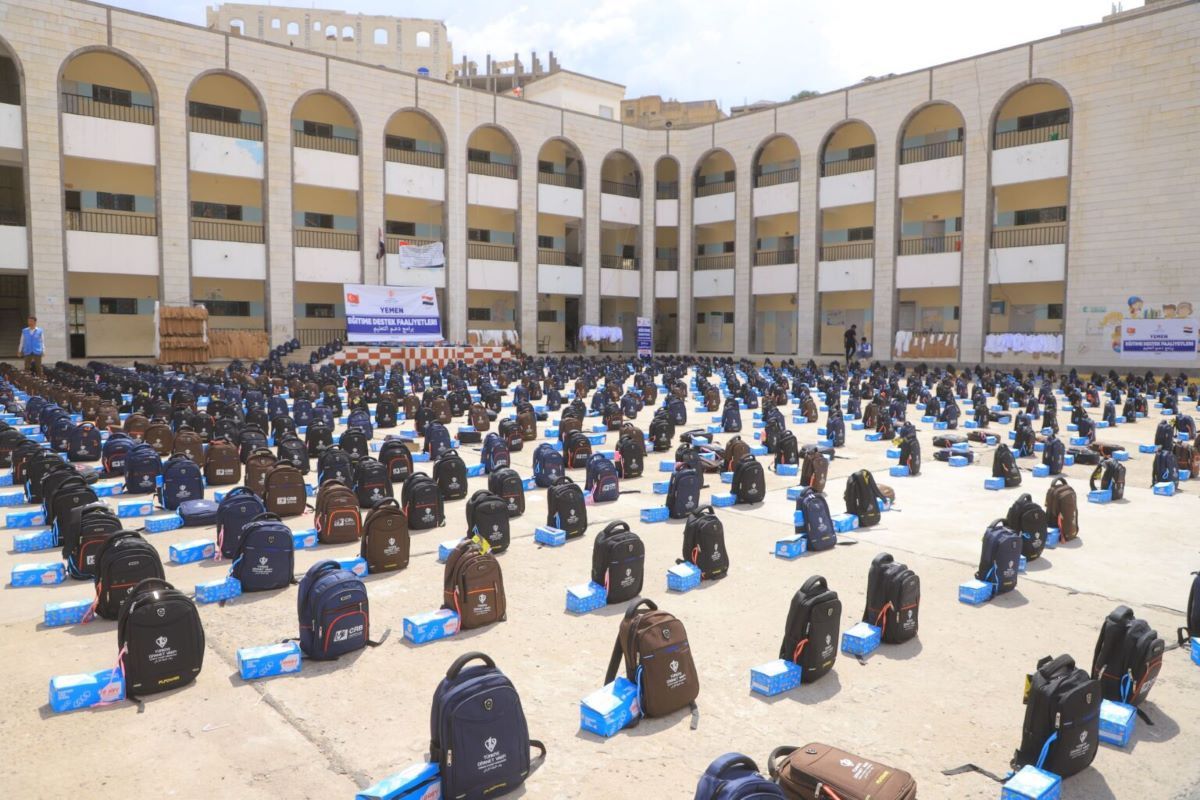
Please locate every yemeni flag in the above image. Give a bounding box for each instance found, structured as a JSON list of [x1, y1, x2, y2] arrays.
[[376, 227, 386, 261]]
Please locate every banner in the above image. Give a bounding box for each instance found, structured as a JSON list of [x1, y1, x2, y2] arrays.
[[397, 241, 445, 269], [1120, 318, 1198, 361], [636, 316, 652, 356], [344, 284, 442, 343]]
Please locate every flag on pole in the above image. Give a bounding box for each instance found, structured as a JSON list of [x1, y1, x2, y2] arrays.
[[376, 227, 386, 261]]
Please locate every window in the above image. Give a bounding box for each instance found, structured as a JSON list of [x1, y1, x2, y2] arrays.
[[386, 220, 416, 236], [953, 306, 961, 321], [538, 160, 557, 175], [202, 300, 251, 317], [65, 191, 81, 211], [374, 28, 388, 45], [96, 192, 135, 212], [723, 312, 734, 324], [325, 25, 338, 39], [847, 144, 875, 160], [468, 148, 493, 164], [189, 101, 241, 123], [92, 84, 132, 107], [1017, 108, 1069, 130], [305, 303, 335, 319], [100, 298, 137, 315], [599, 105, 613, 120], [537, 309, 557, 322], [342, 26, 354, 40], [537, 235, 555, 249], [229, 19, 245, 35], [625, 108, 634, 117], [287, 22, 300, 36], [416, 31, 432, 48], [271, 18, 281, 29], [313, 21, 322, 31], [1047, 303, 1064, 320], [467, 228, 491, 242], [847, 226, 874, 241], [386, 134, 416, 151], [1014, 207, 1067, 226], [191, 202, 243, 221], [304, 212, 334, 229], [695, 313, 705, 324], [468, 307, 491, 321], [302, 120, 333, 139]]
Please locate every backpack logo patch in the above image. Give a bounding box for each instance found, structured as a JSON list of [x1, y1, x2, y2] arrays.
[[156, 607, 166, 617], [484, 737, 497, 753], [156, 636, 168, 648]]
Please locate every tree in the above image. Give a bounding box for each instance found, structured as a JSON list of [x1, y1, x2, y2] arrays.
[[789, 90, 819, 101]]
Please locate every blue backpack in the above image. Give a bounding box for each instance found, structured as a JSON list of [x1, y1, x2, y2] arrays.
[[50, 415, 74, 452], [296, 560, 374, 660], [347, 409, 373, 439], [826, 414, 846, 447], [721, 403, 742, 433], [481, 432, 511, 473], [217, 486, 267, 559], [693, 754, 784, 800], [424, 421, 452, 459], [292, 398, 313, 427], [67, 422, 102, 462], [430, 652, 546, 800], [159, 454, 204, 510], [311, 405, 335, 429], [666, 464, 701, 519], [102, 432, 134, 475], [231, 512, 294, 592], [533, 443, 565, 487], [585, 453, 620, 502], [667, 396, 688, 426], [268, 396, 288, 420], [123, 443, 162, 495], [545, 387, 562, 411], [796, 487, 836, 552]]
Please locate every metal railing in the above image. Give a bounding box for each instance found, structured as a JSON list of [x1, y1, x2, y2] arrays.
[[537, 171, 583, 189], [65, 209, 157, 236], [601, 179, 640, 198], [0, 209, 24, 226], [189, 115, 263, 141], [991, 222, 1066, 249], [293, 227, 359, 250], [819, 241, 874, 261], [467, 242, 517, 261], [695, 179, 735, 198], [297, 328, 344, 347], [754, 166, 799, 188], [821, 156, 875, 177], [385, 147, 445, 168], [538, 249, 582, 267], [993, 122, 1070, 150], [386, 235, 441, 255], [62, 92, 154, 125], [468, 160, 517, 179], [601, 254, 639, 270], [292, 129, 359, 155], [753, 249, 797, 266], [655, 255, 679, 271], [190, 219, 264, 243], [898, 233, 962, 255], [900, 139, 964, 164], [655, 181, 679, 200], [695, 253, 734, 270]]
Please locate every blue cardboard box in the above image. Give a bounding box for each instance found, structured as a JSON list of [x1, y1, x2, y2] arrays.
[[949, 455, 969, 467], [355, 762, 442, 800], [793, 509, 806, 527], [437, 539, 461, 563], [292, 529, 318, 550], [587, 433, 606, 446], [1180, 469, 1192, 481], [522, 477, 537, 491], [545, 428, 559, 439], [0, 470, 10, 487], [6, 508, 45, 528], [1001, 765, 1062, 800], [667, 562, 701, 592], [579, 677, 640, 737], [889, 465, 910, 477], [640, 506, 669, 523], [1153, 481, 1176, 496], [1067, 424, 1078, 432], [750, 446, 768, 456], [195, 576, 242, 604], [92, 478, 124, 497], [1087, 489, 1112, 504], [886, 448, 901, 459], [14, 527, 57, 552], [653, 480, 670, 494], [116, 499, 155, 518], [817, 439, 834, 448], [237, 642, 303, 680], [1138, 444, 1157, 454], [1045, 528, 1060, 548], [851, 422, 865, 431], [750, 659, 803, 696], [986, 436, 999, 446], [169, 539, 215, 564], [984, 477, 1006, 491], [933, 421, 948, 430], [706, 424, 723, 434], [720, 471, 733, 484], [775, 535, 807, 559], [338, 557, 369, 577], [48, 668, 125, 713], [44, 598, 92, 627], [592, 424, 608, 433], [145, 512, 183, 533], [865, 432, 883, 442], [1191, 637, 1199, 666], [411, 452, 431, 463], [659, 460, 678, 472], [1019, 555, 1027, 573], [921, 415, 936, 423], [711, 492, 735, 508], [1069, 437, 1088, 447], [466, 463, 485, 478], [403, 609, 460, 645], [958, 579, 994, 605], [832, 513, 858, 533], [1032, 465, 1050, 478], [12, 561, 64, 586], [1097, 421, 1109, 429], [535, 525, 567, 546], [952, 442, 970, 453], [566, 582, 607, 614], [776, 463, 799, 476], [964, 420, 979, 429], [1115, 416, 1126, 424], [787, 486, 805, 502], [1099, 699, 1136, 748], [840, 622, 881, 657]]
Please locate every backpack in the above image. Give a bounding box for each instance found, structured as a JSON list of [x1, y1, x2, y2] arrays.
[[429, 653, 545, 800], [1044, 477, 1079, 541], [487, 467, 526, 518], [442, 539, 507, 630], [231, 513, 295, 592], [1005, 492, 1048, 560], [667, 396, 688, 426], [464, 490, 511, 553], [533, 443, 566, 487], [1013, 654, 1100, 778], [433, 449, 468, 500], [123, 444, 162, 495], [237, 425, 269, 463], [649, 412, 675, 452], [694, 754, 784, 800], [375, 398, 398, 429], [402, 472, 445, 530], [379, 438, 414, 484], [360, 498, 410, 573], [142, 422, 174, 456], [843, 469, 883, 528], [826, 414, 846, 448], [1042, 435, 1065, 475], [1089, 458, 1125, 501], [245, 448, 278, 496], [585, 453, 620, 503], [102, 432, 134, 476], [666, 464, 701, 519], [61, 501, 122, 580], [992, 443, 1021, 487], [276, 435, 308, 473], [723, 436, 753, 472], [721, 403, 742, 433], [564, 430, 593, 469], [616, 434, 645, 479], [172, 429, 206, 466], [481, 432, 511, 473], [215, 487, 267, 559], [92, 531, 166, 620], [117, 578, 205, 697], [1180, 571, 1200, 647], [67, 422, 102, 462], [338, 428, 369, 461], [1013, 425, 1036, 458], [317, 446, 355, 485], [1151, 447, 1179, 487], [314, 480, 362, 543], [768, 744, 917, 800], [798, 448, 828, 493], [352, 457, 393, 509], [604, 598, 699, 719], [204, 439, 241, 486], [682, 506, 729, 580], [778, 576, 841, 683], [773, 431, 799, 467], [296, 560, 374, 660], [263, 463, 307, 517], [863, 553, 920, 645], [305, 422, 333, 457], [975, 519, 1022, 595], [898, 433, 921, 477], [546, 476, 588, 538], [1090, 606, 1165, 707], [1155, 419, 1176, 449], [153, 454, 201, 511], [424, 422, 453, 459], [731, 455, 765, 504], [591, 521, 644, 604], [795, 487, 837, 552]]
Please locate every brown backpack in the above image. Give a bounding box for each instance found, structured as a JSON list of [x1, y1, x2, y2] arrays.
[[360, 498, 409, 574], [802, 397, 819, 423], [172, 429, 206, 466], [862, 401, 878, 428], [142, 422, 174, 456], [442, 539, 506, 630], [517, 410, 537, 441], [264, 463, 307, 517], [124, 413, 151, 438], [704, 387, 720, 412], [403, 394, 421, 419], [1044, 476, 1079, 541], [468, 403, 490, 431], [204, 439, 241, 485], [768, 743, 917, 800], [604, 598, 699, 720], [558, 415, 583, 442], [245, 448, 278, 496], [96, 403, 120, 430], [800, 449, 828, 492], [432, 397, 451, 424], [642, 383, 658, 407], [723, 436, 752, 472], [314, 480, 361, 543], [80, 395, 101, 421]]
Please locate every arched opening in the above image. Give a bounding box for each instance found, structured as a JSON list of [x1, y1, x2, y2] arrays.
[[693, 150, 736, 354], [416, 31, 432, 48], [750, 135, 801, 354], [325, 25, 338, 40], [465, 125, 520, 349], [653, 156, 680, 352], [0, 37, 29, 355], [599, 151, 642, 352], [229, 19, 244, 35], [536, 138, 585, 352], [341, 26, 354, 41]]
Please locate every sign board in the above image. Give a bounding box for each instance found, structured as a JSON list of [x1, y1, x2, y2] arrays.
[[1119, 318, 1198, 360], [636, 316, 652, 356], [343, 283, 442, 343]]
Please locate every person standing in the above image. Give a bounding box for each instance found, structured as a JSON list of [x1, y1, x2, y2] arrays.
[[18, 315, 43, 375], [844, 324, 858, 364]]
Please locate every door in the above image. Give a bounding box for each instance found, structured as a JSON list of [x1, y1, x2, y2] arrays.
[[775, 311, 794, 354], [564, 297, 580, 352], [754, 308, 770, 353], [69, 297, 87, 358], [1010, 304, 1037, 334], [897, 301, 917, 332], [922, 219, 946, 252]]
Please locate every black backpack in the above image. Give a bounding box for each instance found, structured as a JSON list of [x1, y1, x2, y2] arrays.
[[862, 553, 920, 644], [730, 455, 765, 505], [546, 476, 588, 538], [1090, 605, 1165, 707], [353, 457, 393, 508], [1155, 419, 1176, 449], [843, 469, 883, 527], [681, 506, 729, 580], [975, 519, 1022, 595], [591, 521, 645, 604], [93, 531, 166, 620], [433, 449, 468, 500], [276, 435, 309, 473], [1042, 436, 1065, 475], [1180, 571, 1200, 647], [616, 434, 645, 479], [317, 446, 354, 485], [379, 438, 414, 483], [1005, 493, 1048, 561], [1013, 425, 1036, 458], [666, 464, 701, 519], [898, 433, 921, 476], [487, 467, 526, 517], [992, 443, 1021, 487], [773, 431, 799, 467], [1151, 447, 1179, 487], [795, 487, 836, 552], [338, 428, 369, 460], [402, 472, 445, 531], [465, 490, 511, 553], [305, 422, 333, 456], [1089, 457, 1125, 500], [117, 578, 205, 697], [1013, 654, 1100, 778], [649, 412, 675, 452], [778, 575, 841, 683]]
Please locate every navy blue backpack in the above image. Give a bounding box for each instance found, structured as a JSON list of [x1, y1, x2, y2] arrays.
[[721, 402, 742, 433], [296, 560, 378, 659], [292, 398, 313, 427], [533, 442, 565, 487], [217, 486, 267, 559], [666, 464, 701, 519], [584, 453, 620, 502], [123, 443, 162, 495], [268, 396, 288, 420], [667, 396, 688, 426], [159, 454, 204, 510], [481, 432, 511, 473], [231, 513, 294, 592], [67, 422, 103, 463], [796, 487, 836, 552], [347, 409, 373, 439], [694, 754, 784, 800], [424, 421, 453, 459]]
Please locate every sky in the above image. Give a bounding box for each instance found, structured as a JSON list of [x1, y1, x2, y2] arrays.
[[106, 0, 1124, 109]]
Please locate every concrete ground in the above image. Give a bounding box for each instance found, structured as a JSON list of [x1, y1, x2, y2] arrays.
[[3, 375, 1199, 800]]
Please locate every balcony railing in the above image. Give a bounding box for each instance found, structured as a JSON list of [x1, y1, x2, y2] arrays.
[[0, 209, 24, 226], [655, 181, 679, 200], [753, 249, 797, 266], [900, 139, 964, 164], [386, 235, 441, 255], [62, 92, 154, 125], [655, 255, 679, 271], [191, 219, 264, 243], [991, 222, 1066, 249], [538, 171, 583, 189], [898, 233, 962, 256], [468, 242, 517, 261], [695, 253, 734, 270], [65, 210, 157, 236], [468, 160, 517, 179], [292, 129, 359, 155], [297, 328, 344, 347], [754, 167, 799, 188], [385, 148, 445, 169], [993, 123, 1070, 150], [538, 249, 582, 267], [695, 180, 735, 198], [601, 179, 640, 198], [821, 156, 875, 177], [601, 255, 639, 270], [819, 241, 874, 261], [294, 227, 359, 250], [188, 115, 263, 141]]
